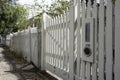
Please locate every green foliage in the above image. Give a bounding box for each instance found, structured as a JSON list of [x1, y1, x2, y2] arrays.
[[13, 5, 28, 30], [47, 1, 69, 16], [25, 0, 69, 30], [0, 1, 28, 36], [0, 0, 69, 36], [112, 0, 116, 4], [34, 0, 69, 17]]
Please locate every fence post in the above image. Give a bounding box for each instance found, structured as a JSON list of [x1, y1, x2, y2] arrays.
[[41, 13, 46, 70], [29, 27, 32, 62], [69, 0, 74, 80], [115, 0, 120, 79], [38, 25, 41, 68]]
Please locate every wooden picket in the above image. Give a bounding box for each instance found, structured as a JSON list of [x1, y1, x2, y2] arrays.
[[98, 0, 105, 80], [115, 0, 120, 80], [106, 0, 113, 80], [92, 0, 97, 80]]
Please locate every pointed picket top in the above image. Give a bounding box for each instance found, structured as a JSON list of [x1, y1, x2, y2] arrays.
[[87, 0, 91, 19], [56, 16, 58, 26], [92, 0, 97, 18], [61, 14, 64, 28], [55, 16, 57, 26], [99, 0, 104, 5], [48, 18, 50, 28], [52, 18, 54, 28], [52, 17, 55, 26], [59, 14, 62, 28], [64, 12, 67, 23], [81, 0, 85, 17], [53, 17, 55, 26], [53, 16, 55, 27], [58, 15, 60, 28], [62, 12, 65, 26], [56, 16, 58, 27], [66, 7, 69, 23], [50, 18, 52, 28]]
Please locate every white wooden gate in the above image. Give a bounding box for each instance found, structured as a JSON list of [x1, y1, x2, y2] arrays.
[[42, 12, 70, 79], [42, 0, 120, 80]]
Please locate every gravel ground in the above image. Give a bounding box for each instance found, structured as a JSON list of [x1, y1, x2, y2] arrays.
[[0, 45, 43, 80]]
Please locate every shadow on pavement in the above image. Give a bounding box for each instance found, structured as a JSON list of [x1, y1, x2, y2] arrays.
[[0, 44, 43, 80], [0, 44, 58, 80]]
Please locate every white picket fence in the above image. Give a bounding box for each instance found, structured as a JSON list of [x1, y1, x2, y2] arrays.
[[6, 27, 39, 67], [6, 0, 120, 80]]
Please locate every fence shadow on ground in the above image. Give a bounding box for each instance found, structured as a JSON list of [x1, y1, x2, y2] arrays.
[[0, 44, 57, 80]]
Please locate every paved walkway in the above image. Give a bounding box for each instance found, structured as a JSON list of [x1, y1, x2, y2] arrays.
[[0, 45, 58, 80], [0, 45, 43, 80]]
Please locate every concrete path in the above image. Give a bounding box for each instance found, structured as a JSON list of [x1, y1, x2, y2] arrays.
[[0, 47, 21, 80], [0, 45, 58, 80], [0, 45, 43, 80]]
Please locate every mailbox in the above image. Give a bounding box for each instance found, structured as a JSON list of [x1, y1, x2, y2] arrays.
[[82, 21, 94, 63]]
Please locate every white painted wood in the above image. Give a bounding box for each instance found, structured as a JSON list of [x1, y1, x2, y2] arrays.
[[81, 0, 93, 63], [29, 27, 32, 62], [30, 28, 39, 67], [61, 14, 64, 69], [58, 15, 61, 68], [106, 0, 113, 80], [46, 32, 48, 63], [86, 63, 91, 80], [66, 9, 69, 72], [55, 17, 57, 67], [81, 1, 86, 80], [43, 12, 70, 80], [52, 18, 54, 66], [50, 19, 52, 65], [64, 12, 67, 71], [76, 0, 81, 78], [92, 1, 97, 80], [69, 0, 74, 80], [60, 15, 62, 69], [81, 61, 85, 80], [86, 1, 91, 80], [115, 0, 120, 79], [51, 19, 53, 66], [53, 17, 55, 66], [46, 63, 69, 80], [55, 16, 58, 67], [41, 13, 47, 70], [48, 20, 50, 64], [98, 0, 105, 80], [56, 16, 59, 68], [63, 14, 65, 69]]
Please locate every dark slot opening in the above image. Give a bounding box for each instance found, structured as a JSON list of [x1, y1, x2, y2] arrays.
[[85, 22, 90, 42]]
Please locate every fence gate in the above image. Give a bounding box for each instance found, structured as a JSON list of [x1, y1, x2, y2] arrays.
[[42, 11, 70, 79], [42, 0, 120, 80]]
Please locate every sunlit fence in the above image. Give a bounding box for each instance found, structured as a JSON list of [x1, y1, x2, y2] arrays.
[[6, 0, 120, 80]]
